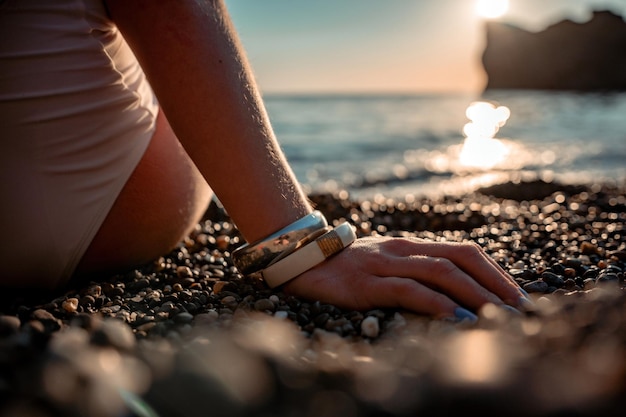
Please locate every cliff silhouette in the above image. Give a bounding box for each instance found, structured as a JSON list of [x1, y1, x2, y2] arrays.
[[482, 10, 626, 91]]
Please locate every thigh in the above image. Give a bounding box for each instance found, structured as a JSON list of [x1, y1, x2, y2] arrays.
[[74, 108, 213, 279]]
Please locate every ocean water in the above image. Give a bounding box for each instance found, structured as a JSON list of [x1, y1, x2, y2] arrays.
[[265, 90, 626, 201]]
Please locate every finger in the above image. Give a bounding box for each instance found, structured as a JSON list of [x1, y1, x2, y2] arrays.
[[474, 244, 517, 284], [370, 255, 504, 310], [282, 258, 473, 320], [361, 277, 478, 322], [398, 240, 526, 306]]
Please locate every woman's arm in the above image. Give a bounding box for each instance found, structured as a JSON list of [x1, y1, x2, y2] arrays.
[[104, 0, 530, 320], [105, 0, 312, 244]]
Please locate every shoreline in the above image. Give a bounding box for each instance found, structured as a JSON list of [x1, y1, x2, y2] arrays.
[[1, 179, 625, 417]]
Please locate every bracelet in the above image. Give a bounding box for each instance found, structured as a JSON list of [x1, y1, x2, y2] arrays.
[[231, 211, 328, 275], [266, 226, 332, 266], [260, 222, 357, 288]]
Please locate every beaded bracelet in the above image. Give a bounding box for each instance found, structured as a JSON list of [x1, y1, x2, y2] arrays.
[[231, 211, 328, 275], [260, 222, 357, 288]]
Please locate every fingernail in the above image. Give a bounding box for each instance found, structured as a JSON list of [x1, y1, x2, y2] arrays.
[[454, 307, 478, 324], [518, 296, 535, 310], [501, 304, 522, 315]]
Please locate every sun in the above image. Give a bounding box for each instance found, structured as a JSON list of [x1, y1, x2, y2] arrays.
[[475, 0, 509, 19]]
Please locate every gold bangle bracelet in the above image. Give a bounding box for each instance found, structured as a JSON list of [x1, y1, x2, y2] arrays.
[[260, 222, 357, 288]]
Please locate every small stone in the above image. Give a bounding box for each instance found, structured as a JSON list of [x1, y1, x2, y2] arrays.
[[535, 296, 554, 311], [216, 235, 230, 250], [30, 309, 61, 332], [84, 285, 102, 298], [563, 267, 577, 278], [178, 290, 193, 302], [195, 311, 219, 326], [596, 273, 620, 285], [155, 311, 169, 320], [174, 312, 194, 324], [583, 268, 599, 279], [91, 318, 135, 351], [79, 295, 95, 307], [254, 298, 275, 312], [269, 294, 280, 304], [541, 271, 564, 287], [176, 266, 193, 279], [583, 278, 596, 290], [133, 277, 151, 290], [563, 278, 578, 290], [386, 312, 407, 331], [62, 298, 79, 313], [0, 315, 20, 336], [70, 313, 101, 331], [360, 316, 380, 338], [563, 258, 583, 269], [213, 281, 229, 294], [523, 280, 549, 293], [313, 313, 330, 327], [136, 322, 157, 332], [210, 268, 225, 278], [274, 310, 289, 320], [221, 295, 238, 309], [134, 315, 156, 326], [159, 301, 176, 313], [509, 268, 535, 281], [580, 241, 598, 255]]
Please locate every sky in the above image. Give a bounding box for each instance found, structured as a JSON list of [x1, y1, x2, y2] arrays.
[[224, 0, 626, 94]]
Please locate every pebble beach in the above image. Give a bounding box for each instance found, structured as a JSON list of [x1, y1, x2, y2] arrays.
[[1, 179, 625, 417]]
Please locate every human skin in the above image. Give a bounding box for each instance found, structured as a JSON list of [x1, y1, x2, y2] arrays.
[[79, 0, 529, 320]]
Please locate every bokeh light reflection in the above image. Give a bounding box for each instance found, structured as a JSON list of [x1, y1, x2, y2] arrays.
[[475, 0, 509, 19], [440, 330, 508, 385], [459, 101, 511, 170]]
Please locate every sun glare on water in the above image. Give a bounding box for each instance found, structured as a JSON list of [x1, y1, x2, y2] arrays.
[[459, 101, 511, 170], [475, 0, 509, 19]]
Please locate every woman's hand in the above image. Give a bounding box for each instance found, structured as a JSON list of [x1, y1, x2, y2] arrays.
[[283, 236, 529, 321], [107, 0, 527, 321]]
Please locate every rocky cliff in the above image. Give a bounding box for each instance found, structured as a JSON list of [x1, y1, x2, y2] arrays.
[[482, 10, 626, 91]]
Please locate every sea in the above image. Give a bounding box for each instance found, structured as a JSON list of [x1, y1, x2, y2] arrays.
[[264, 90, 626, 201]]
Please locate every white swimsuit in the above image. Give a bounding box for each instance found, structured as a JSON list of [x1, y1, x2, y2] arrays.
[[0, 0, 158, 286]]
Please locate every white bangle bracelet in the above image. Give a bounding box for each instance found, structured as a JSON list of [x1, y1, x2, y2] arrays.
[[260, 222, 357, 288]]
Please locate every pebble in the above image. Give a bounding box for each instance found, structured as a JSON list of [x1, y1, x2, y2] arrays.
[[1, 181, 625, 417], [61, 298, 79, 313], [274, 310, 289, 320], [269, 294, 280, 304], [254, 298, 275, 312], [174, 312, 194, 324], [524, 280, 549, 293], [361, 316, 380, 338], [212, 281, 229, 293], [0, 315, 20, 336], [91, 318, 136, 351], [84, 285, 102, 298], [30, 309, 62, 332], [79, 295, 95, 307], [176, 266, 193, 279], [221, 295, 239, 309], [541, 271, 565, 287]]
